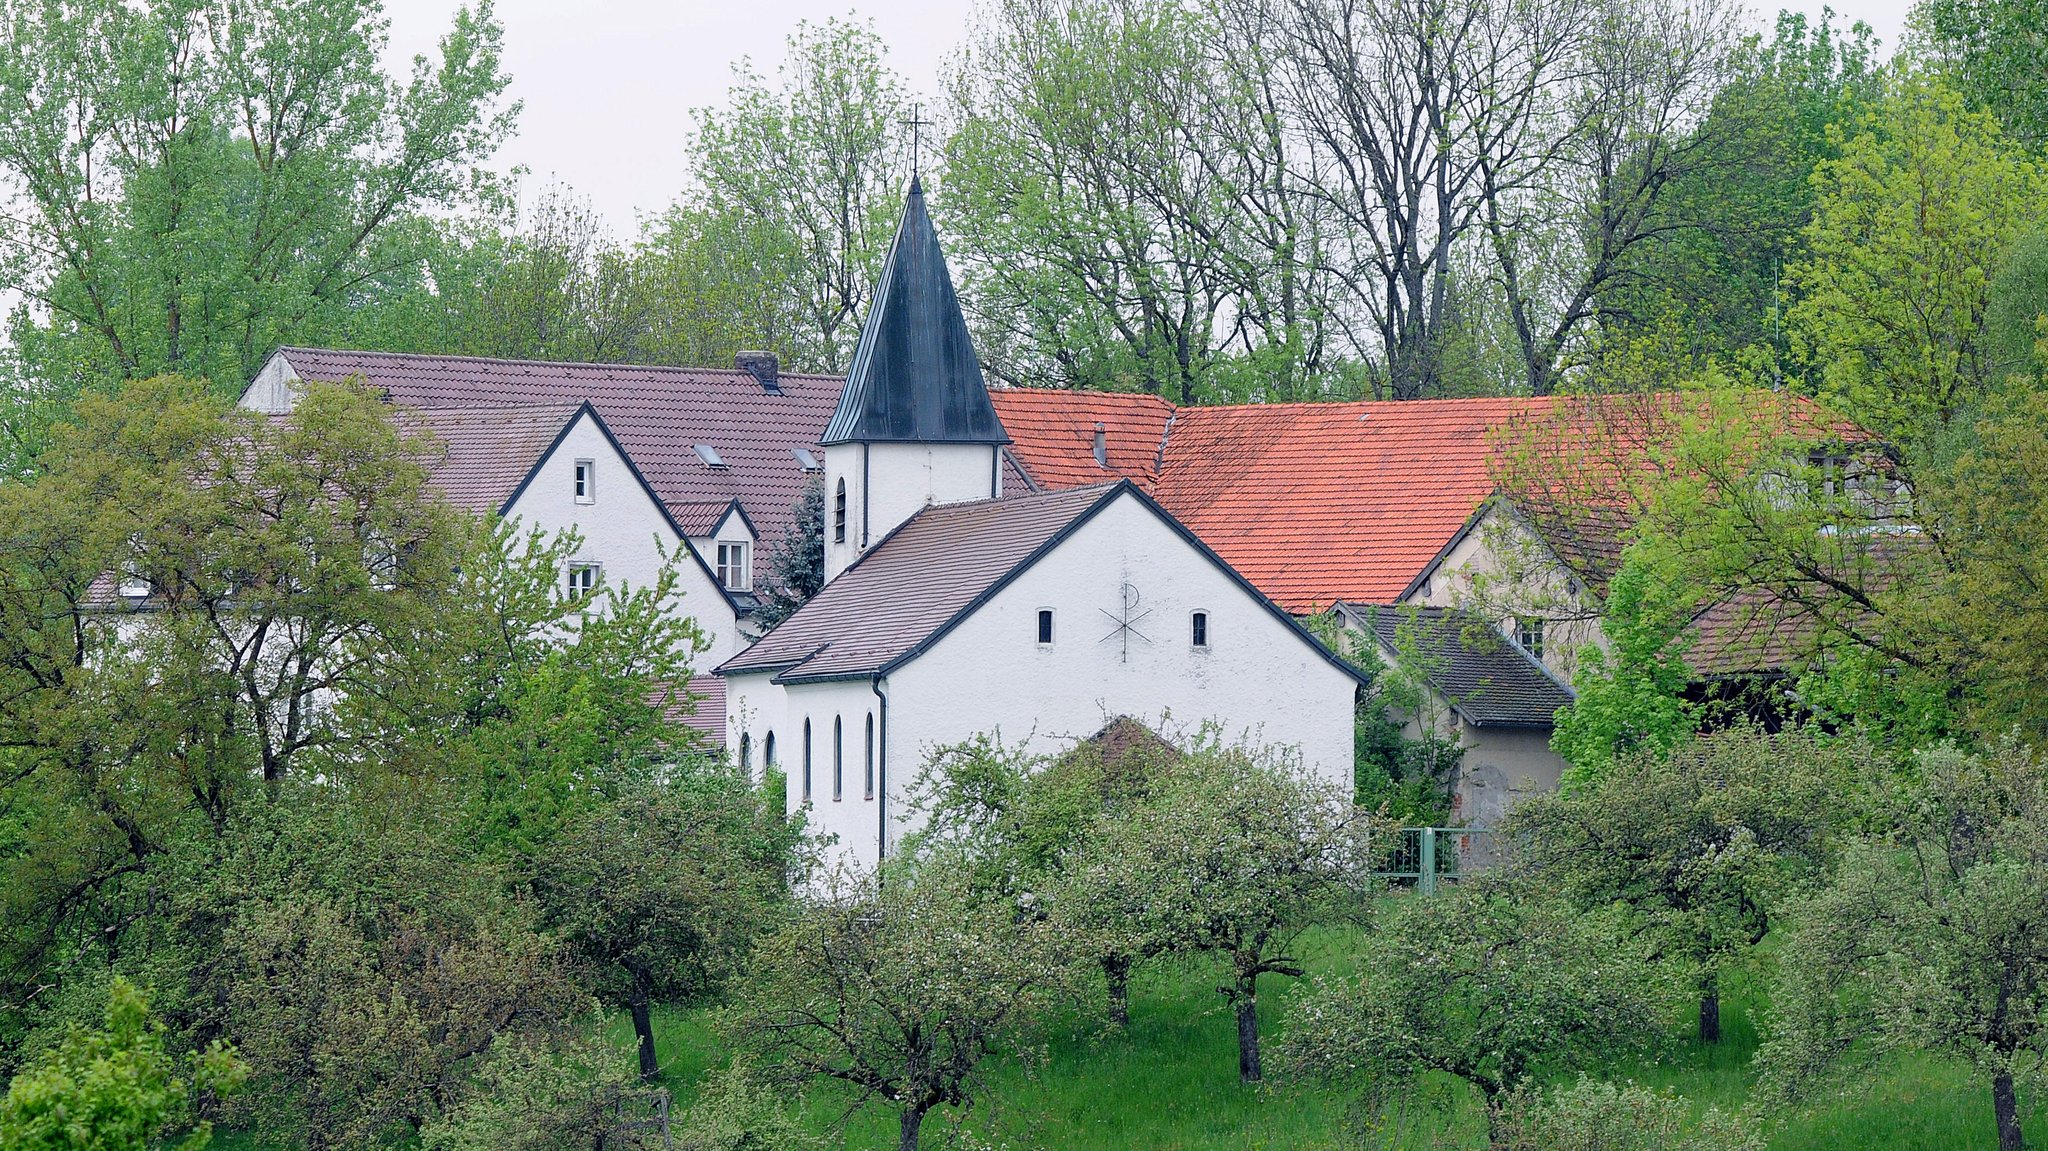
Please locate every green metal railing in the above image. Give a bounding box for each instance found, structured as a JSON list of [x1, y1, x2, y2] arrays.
[[1374, 827, 1496, 894]]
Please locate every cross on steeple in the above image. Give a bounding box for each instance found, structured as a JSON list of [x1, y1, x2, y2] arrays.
[[900, 102, 934, 182]]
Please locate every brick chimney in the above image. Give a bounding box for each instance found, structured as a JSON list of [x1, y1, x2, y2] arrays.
[[736, 350, 780, 392]]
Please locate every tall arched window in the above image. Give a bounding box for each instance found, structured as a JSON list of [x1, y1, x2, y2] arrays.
[[801, 719, 812, 804], [764, 731, 777, 769], [834, 478, 848, 543], [738, 732, 752, 776], [833, 716, 843, 801], [864, 713, 875, 800]]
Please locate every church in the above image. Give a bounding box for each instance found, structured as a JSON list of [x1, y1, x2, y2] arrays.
[[713, 180, 1367, 866]]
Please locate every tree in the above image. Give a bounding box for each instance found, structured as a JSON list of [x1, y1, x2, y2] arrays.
[[536, 773, 798, 1081], [1915, 0, 2048, 146], [0, 0, 516, 470], [1278, 880, 1669, 1146], [1761, 738, 2048, 1151], [1511, 725, 1869, 1043], [675, 18, 911, 373], [1062, 741, 1374, 1081], [730, 854, 1072, 1151], [1550, 550, 1700, 782], [752, 477, 824, 630], [1, 978, 245, 1151], [945, 0, 1342, 402], [1788, 71, 2045, 453]]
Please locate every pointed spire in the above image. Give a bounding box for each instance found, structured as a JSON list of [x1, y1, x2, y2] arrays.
[[822, 181, 1009, 447]]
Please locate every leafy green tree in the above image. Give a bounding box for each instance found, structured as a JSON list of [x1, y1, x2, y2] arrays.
[[669, 18, 910, 373], [1512, 725, 1871, 1042], [0, 0, 516, 471], [1, 978, 245, 1151], [536, 774, 798, 1081], [1279, 881, 1670, 1146], [1551, 552, 1700, 782], [1762, 738, 2048, 1151], [1788, 70, 2045, 452], [730, 853, 1073, 1151], [1916, 0, 2048, 145], [419, 1033, 654, 1151], [1060, 741, 1374, 1081], [752, 477, 825, 630]]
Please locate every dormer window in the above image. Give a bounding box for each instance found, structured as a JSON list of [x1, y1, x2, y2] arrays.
[[717, 542, 751, 591], [694, 444, 728, 469], [1037, 609, 1055, 646], [573, 459, 595, 503], [1513, 617, 1545, 660]]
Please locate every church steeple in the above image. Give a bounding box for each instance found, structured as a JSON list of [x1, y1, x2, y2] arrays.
[[820, 180, 1011, 583], [822, 178, 1010, 447]]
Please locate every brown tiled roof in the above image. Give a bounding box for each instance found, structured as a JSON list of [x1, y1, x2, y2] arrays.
[[667, 499, 740, 538], [401, 403, 582, 513], [718, 484, 1119, 682], [1344, 603, 1574, 728], [271, 347, 842, 586]]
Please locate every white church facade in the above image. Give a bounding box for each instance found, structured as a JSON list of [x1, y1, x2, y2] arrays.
[[715, 179, 1364, 867]]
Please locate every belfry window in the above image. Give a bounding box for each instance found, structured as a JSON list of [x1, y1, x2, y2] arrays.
[[834, 479, 848, 543]]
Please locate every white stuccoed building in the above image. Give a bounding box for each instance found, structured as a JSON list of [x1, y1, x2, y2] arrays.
[[716, 179, 1364, 868]]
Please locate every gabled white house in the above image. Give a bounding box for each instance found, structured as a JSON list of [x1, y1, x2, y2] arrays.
[[717, 481, 1366, 867], [714, 179, 1364, 868]]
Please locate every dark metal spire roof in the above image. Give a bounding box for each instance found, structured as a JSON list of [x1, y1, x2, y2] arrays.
[[822, 178, 1009, 446]]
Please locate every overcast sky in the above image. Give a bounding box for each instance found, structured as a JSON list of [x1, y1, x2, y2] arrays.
[[381, 0, 1918, 237]]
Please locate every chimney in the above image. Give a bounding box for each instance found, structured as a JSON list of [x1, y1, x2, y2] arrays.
[[1092, 422, 1108, 467], [736, 350, 780, 392]]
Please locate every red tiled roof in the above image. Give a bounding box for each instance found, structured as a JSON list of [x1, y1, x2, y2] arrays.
[[667, 499, 739, 538], [995, 390, 1554, 613], [272, 348, 843, 585], [990, 390, 1174, 491]]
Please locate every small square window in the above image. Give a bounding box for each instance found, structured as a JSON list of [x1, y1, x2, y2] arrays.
[[1036, 609, 1054, 645], [567, 562, 602, 596], [717, 542, 751, 592], [573, 460, 595, 503], [1191, 611, 1209, 649], [1513, 617, 1545, 660]]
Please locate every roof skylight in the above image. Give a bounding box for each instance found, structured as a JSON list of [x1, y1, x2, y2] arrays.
[[695, 444, 728, 469]]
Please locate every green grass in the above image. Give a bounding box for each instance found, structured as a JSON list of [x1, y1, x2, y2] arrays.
[[633, 927, 2045, 1150]]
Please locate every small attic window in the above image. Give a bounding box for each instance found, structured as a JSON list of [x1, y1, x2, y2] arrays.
[[694, 444, 728, 469], [1037, 609, 1055, 646], [792, 447, 822, 471]]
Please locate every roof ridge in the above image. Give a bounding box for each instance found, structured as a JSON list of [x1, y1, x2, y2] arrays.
[[280, 345, 842, 380]]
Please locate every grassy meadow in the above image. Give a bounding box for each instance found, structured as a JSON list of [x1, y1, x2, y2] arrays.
[[635, 920, 2044, 1150]]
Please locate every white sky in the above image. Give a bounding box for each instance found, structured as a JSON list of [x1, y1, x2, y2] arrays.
[[381, 0, 1918, 238]]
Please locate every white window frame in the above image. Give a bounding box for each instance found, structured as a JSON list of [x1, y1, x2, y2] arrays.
[[573, 459, 596, 504], [1513, 617, 1545, 660], [716, 541, 751, 591], [567, 561, 603, 597]]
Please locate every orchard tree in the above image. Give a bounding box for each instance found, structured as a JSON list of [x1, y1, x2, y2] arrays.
[[730, 853, 1073, 1151], [1511, 725, 1872, 1042], [536, 774, 799, 1081], [1763, 738, 2048, 1151], [1279, 881, 1670, 1145], [1490, 1078, 1761, 1151], [1066, 741, 1375, 1081]]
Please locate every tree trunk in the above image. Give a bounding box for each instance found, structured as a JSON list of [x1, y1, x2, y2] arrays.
[[899, 1103, 926, 1151], [629, 997, 658, 1082], [1994, 1069, 2023, 1151], [1698, 970, 1722, 1044], [1233, 969, 1262, 1083], [1103, 954, 1132, 1027]]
